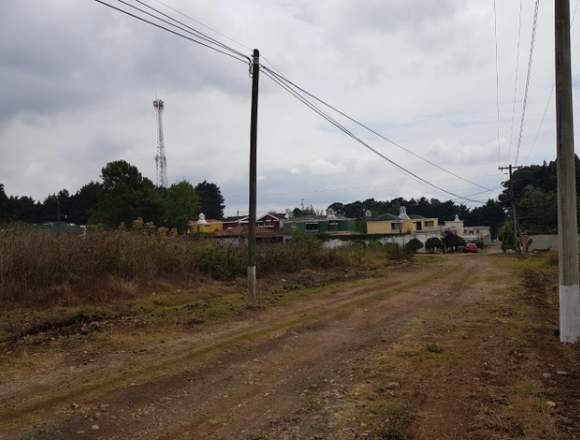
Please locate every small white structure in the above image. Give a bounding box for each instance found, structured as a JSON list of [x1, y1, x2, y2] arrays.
[[464, 226, 492, 243], [398, 206, 410, 220], [197, 213, 208, 225], [442, 214, 465, 237]]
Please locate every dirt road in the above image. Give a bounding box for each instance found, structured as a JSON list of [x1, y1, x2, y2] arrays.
[[1, 253, 577, 439]]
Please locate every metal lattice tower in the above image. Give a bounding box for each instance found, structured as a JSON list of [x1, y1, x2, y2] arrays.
[[153, 99, 168, 188]]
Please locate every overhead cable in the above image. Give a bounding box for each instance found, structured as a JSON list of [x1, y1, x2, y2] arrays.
[[514, 0, 540, 165], [92, 0, 250, 64], [524, 0, 580, 164], [261, 66, 492, 192], [261, 69, 485, 205], [507, 0, 523, 160], [492, 0, 502, 163], [129, 0, 250, 60]]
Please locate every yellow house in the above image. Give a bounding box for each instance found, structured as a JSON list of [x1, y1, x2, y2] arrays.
[[366, 207, 438, 235], [188, 213, 223, 234]]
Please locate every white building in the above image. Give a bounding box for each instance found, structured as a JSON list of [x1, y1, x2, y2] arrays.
[[464, 226, 492, 244]]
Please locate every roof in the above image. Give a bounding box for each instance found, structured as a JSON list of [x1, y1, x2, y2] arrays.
[[268, 212, 287, 219], [286, 215, 352, 223], [258, 213, 280, 221], [222, 214, 282, 224], [368, 213, 400, 222], [408, 214, 426, 219], [222, 216, 247, 223]]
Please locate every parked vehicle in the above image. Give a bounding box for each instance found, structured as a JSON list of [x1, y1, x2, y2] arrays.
[[463, 243, 480, 253]]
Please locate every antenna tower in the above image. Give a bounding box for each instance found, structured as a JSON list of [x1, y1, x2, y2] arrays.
[[153, 99, 168, 188]]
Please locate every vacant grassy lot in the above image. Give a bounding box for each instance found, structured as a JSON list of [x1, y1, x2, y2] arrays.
[[0, 227, 416, 347], [0, 227, 406, 306]]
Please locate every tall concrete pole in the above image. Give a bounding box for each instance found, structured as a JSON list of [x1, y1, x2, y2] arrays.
[[247, 49, 260, 301], [555, 0, 580, 343]]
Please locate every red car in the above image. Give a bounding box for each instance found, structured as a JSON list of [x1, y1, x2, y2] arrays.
[[463, 243, 480, 253]]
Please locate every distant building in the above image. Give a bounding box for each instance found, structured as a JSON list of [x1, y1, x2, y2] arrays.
[[441, 214, 465, 237], [366, 207, 438, 235], [188, 213, 223, 234], [464, 226, 492, 243], [283, 208, 358, 234], [220, 213, 282, 235]]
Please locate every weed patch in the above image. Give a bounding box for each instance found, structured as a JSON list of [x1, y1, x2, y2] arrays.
[[0, 227, 400, 305]]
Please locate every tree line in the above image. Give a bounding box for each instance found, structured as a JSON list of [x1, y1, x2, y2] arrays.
[[3, 158, 570, 236], [498, 157, 580, 234], [0, 160, 225, 231]]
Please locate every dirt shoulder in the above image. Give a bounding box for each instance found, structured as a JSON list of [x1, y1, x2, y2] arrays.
[[1, 253, 578, 439]]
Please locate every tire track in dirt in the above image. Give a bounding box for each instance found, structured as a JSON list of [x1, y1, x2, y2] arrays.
[[12, 257, 478, 440], [1, 261, 444, 436]]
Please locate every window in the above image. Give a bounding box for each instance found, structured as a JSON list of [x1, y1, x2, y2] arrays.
[[415, 221, 422, 231], [306, 223, 319, 231], [392, 223, 402, 232], [424, 221, 434, 228]]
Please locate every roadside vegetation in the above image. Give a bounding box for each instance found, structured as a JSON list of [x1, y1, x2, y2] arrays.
[[0, 226, 414, 306]]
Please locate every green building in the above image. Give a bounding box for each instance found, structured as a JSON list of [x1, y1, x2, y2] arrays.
[[282, 215, 359, 234]]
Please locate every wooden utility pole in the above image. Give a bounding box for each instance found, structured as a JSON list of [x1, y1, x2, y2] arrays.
[[499, 164, 521, 251], [247, 48, 260, 301], [555, 0, 580, 343]]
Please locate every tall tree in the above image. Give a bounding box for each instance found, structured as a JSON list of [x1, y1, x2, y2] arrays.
[[162, 180, 199, 231], [195, 180, 225, 219], [8, 195, 38, 222], [90, 160, 162, 226], [69, 182, 102, 225], [0, 184, 10, 221]]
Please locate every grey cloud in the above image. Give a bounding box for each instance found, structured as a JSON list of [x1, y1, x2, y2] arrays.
[[0, 0, 573, 210], [0, 0, 249, 123]]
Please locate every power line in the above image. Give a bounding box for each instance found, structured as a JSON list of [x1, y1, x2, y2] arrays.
[[95, 0, 489, 205], [514, 0, 540, 165], [92, 0, 250, 65], [449, 186, 503, 204], [261, 66, 492, 192], [129, 0, 249, 60], [523, 0, 580, 164], [145, 0, 282, 74], [507, 0, 523, 160], [492, 0, 502, 163], [148, 0, 252, 53], [261, 69, 485, 205]]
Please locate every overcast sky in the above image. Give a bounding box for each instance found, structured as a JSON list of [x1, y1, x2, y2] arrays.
[[1, 0, 579, 215]]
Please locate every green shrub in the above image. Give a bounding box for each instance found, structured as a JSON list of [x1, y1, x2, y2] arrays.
[[404, 238, 424, 254], [425, 237, 442, 252], [499, 222, 515, 252]]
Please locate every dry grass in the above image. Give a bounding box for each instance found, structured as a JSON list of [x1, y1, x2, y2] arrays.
[[0, 227, 397, 306]]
